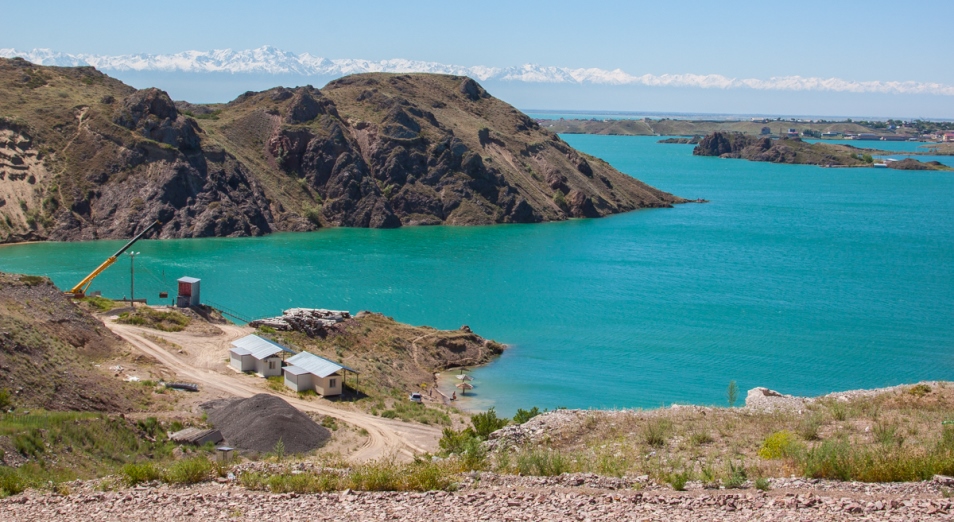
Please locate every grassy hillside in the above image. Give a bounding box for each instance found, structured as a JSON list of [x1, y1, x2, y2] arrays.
[[0, 272, 151, 412]]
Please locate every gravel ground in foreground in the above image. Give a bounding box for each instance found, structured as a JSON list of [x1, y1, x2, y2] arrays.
[[2, 474, 953, 521]]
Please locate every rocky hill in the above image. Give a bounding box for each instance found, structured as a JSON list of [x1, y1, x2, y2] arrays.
[[0, 58, 683, 243], [0, 272, 148, 411]]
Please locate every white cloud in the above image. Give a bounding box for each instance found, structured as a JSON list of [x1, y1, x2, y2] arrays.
[[2, 46, 952, 96]]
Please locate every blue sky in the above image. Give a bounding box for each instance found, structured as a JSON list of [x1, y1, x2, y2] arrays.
[[4, 1, 954, 117]]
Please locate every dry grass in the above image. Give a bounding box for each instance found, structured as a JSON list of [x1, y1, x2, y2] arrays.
[[490, 383, 954, 484]]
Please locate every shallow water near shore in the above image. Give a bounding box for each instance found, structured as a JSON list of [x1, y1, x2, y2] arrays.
[[1, 136, 952, 415]]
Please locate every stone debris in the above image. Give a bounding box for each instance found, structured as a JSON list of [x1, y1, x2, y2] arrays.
[[744, 381, 948, 412], [2, 472, 952, 521], [249, 308, 351, 337]]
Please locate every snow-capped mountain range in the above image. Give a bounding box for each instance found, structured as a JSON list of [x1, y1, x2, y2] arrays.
[[1, 46, 951, 96]]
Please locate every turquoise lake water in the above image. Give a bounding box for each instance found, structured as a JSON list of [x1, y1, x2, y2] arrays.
[[1, 136, 952, 415]]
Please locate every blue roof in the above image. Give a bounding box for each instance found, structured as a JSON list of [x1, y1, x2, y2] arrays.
[[285, 351, 358, 378], [230, 334, 294, 360]]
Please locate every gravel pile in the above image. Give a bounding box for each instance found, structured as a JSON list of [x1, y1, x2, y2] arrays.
[[201, 394, 330, 454]]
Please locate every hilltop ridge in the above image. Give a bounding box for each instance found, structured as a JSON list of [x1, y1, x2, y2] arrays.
[[0, 58, 683, 243]]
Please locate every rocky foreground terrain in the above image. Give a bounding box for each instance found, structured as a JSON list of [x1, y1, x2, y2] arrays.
[[3, 473, 952, 521], [0, 57, 683, 243]]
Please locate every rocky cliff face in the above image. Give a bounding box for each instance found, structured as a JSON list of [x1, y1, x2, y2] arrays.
[[0, 58, 683, 243]]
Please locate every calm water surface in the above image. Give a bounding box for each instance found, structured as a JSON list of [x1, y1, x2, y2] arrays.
[[2, 136, 951, 414]]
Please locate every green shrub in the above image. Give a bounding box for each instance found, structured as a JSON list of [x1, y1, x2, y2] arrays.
[[873, 422, 903, 447], [727, 380, 739, 407], [458, 436, 487, 471], [755, 477, 771, 491], [513, 407, 542, 424], [0, 467, 26, 497], [642, 418, 670, 448], [758, 430, 800, 460], [909, 384, 931, 397], [321, 416, 338, 431], [304, 206, 322, 226], [241, 460, 454, 493], [78, 296, 116, 312], [239, 471, 266, 490], [402, 459, 455, 491], [515, 449, 568, 476], [798, 413, 823, 441], [723, 461, 747, 488], [137, 417, 161, 438], [18, 275, 45, 286], [553, 190, 567, 209], [471, 408, 508, 438], [667, 469, 691, 491], [439, 427, 477, 455], [266, 376, 284, 392], [0, 389, 12, 411], [380, 410, 398, 419], [690, 431, 714, 446], [14, 429, 44, 458], [163, 456, 212, 484], [348, 461, 401, 491], [273, 438, 285, 461], [826, 400, 848, 421], [799, 439, 851, 481], [121, 462, 162, 486]]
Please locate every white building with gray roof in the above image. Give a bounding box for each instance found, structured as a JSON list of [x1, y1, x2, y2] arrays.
[[283, 351, 358, 397], [228, 334, 293, 377]]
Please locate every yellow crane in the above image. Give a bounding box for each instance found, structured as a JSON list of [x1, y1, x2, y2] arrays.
[[65, 220, 162, 298]]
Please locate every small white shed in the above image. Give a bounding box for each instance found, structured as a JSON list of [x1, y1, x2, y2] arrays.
[[228, 334, 290, 377], [283, 351, 358, 397]]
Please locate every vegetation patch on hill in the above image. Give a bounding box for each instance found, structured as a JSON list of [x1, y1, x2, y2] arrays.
[[116, 307, 191, 332], [0, 411, 209, 496]]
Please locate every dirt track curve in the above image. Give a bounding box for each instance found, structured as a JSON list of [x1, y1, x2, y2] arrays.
[[106, 321, 442, 462]]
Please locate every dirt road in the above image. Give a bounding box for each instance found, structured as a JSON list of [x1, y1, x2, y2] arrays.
[[106, 321, 443, 462]]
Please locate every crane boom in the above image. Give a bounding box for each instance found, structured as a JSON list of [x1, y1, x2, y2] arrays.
[[65, 221, 161, 298]]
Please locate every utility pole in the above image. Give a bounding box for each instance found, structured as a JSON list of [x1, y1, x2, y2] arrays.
[[129, 251, 140, 307]]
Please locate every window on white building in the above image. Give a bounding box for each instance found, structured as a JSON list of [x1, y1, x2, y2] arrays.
[[330, 378, 336, 388]]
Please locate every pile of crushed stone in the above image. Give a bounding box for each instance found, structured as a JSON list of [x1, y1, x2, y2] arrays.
[[201, 394, 330, 454]]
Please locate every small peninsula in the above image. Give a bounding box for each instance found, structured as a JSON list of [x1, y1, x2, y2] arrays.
[[692, 132, 951, 170]]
